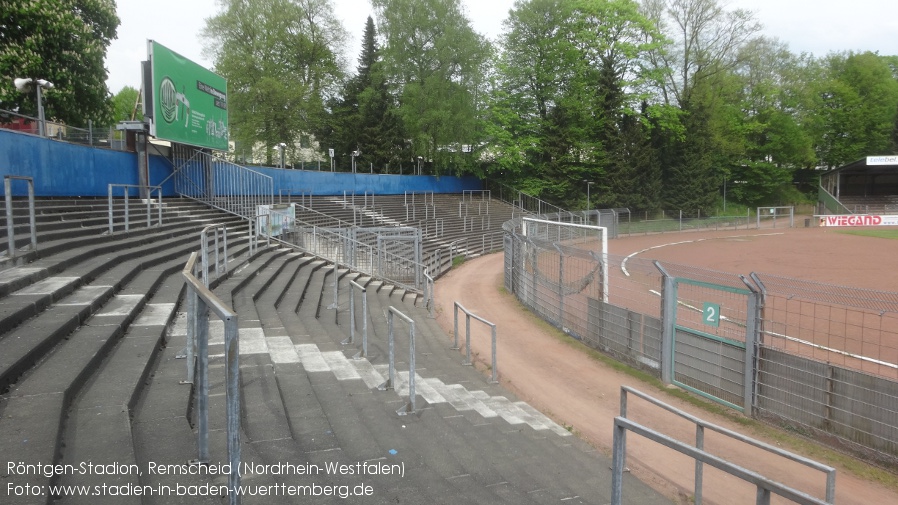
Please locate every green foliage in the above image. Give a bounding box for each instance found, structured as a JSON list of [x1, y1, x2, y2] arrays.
[[488, 0, 664, 209], [727, 161, 793, 206], [315, 16, 406, 171], [203, 0, 346, 165], [0, 0, 119, 126], [112, 86, 142, 123], [837, 229, 898, 240], [810, 52, 898, 168], [372, 0, 490, 174]]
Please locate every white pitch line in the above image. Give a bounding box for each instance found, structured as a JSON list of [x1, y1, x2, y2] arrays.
[[620, 233, 784, 277]]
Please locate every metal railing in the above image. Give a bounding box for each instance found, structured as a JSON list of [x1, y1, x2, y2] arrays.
[[612, 386, 835, 505], [423, 269, 435, 319], [346, 279, 369, 359], [377, 307, 418, 416], [4, 175, 36, 261], [107, 184, 163, 234], [172, 144, 273, 219], [453, 302, 498, 383], [490, 181, 565, 216], [181, 252, 241, 505], [1, 109, 117, 147], [201, 224, 229, 287]]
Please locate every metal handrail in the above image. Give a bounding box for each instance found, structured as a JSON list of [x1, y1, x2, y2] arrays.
[[453, 301, 498, 383], [107, 184, 162, 234], [4, 175, 36, 261], [200, 224, 228, 287], [181, 252, 241, 505], [615, 386, 835, 505], [378, 307, 418, 415], [346, 279, 369, 359]]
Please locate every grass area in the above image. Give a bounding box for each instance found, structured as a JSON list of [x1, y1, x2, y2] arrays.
[[495, 283, 898, 491], [836, 229, 898, 240]]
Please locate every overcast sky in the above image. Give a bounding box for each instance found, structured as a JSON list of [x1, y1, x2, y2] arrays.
[[105, 0, 898, 93]]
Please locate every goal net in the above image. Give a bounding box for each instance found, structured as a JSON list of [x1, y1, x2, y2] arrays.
[[521, 217, 609, 302]]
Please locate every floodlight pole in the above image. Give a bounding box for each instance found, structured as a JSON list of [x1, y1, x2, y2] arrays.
[[14, 78, 54, 137]]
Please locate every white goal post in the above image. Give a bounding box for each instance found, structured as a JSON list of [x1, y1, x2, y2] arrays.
[[756, 206, 794, 229], [521, 217, 609, 302]]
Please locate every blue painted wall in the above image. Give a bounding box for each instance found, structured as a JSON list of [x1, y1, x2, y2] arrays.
[[1, 129, 481, 197]]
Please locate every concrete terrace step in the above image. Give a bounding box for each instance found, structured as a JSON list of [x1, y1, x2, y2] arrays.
[[0, 220, 250, 337], [53, 265, 188, 504], [0, 215, 247, 299], [0, 233, 215, 392], [0, 255, 189, 503]]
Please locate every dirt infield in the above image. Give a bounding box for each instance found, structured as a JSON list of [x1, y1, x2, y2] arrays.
[[612, 226, 894, 291], [434, 226, 898, 505]]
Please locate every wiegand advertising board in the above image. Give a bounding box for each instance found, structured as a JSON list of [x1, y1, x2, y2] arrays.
[[148, 40, 229, 150], [819, 215, 898, 227]]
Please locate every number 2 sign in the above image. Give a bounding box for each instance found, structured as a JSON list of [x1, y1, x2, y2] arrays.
[[703, 302, 720, 327]]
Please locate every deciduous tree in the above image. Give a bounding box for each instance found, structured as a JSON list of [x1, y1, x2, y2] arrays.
[[203, 0, 346, 164], [0, 0, 119, 126]]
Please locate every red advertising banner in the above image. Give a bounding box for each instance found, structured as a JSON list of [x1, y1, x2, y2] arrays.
[[819, 215, 898, 227]]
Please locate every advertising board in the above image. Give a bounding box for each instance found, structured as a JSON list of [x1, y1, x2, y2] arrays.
[[147, 40, 229, 150], [819, 214, 898, 227]]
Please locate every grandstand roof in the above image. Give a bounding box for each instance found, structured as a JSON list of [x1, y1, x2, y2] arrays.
[[824, 155, 898, 176]]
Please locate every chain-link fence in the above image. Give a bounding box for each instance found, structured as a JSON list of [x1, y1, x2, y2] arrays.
[[503, 221, 898, 464]]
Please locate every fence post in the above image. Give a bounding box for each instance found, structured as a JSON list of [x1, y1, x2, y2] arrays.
[[655, 261, 675, 385], [740, 275, 763, 416], [556, 245, 565, 327]]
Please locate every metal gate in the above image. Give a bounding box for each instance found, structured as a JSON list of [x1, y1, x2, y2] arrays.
[[670, 277, 758, 412]]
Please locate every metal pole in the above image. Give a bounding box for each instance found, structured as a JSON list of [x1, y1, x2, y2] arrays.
[[490, 324, 498, 383], [195, 296, 210, 464], [224, 316, 241, 505], [124, 188, 130, 232], [452, 303, 460, 350], [464, 314, 472, 365], [5, 177, 14, 256], [36, 85, 46, 137], [378, 311, 395, 391], [695, 424, 705, 504], [611, 419, 626, 505], [107, 184, 113, 234]]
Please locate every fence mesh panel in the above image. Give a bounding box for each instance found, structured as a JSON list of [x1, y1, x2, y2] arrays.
[[503, 222, 898, 464]]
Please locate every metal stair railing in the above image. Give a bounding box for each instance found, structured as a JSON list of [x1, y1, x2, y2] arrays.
[[172, 144, 273, 219]]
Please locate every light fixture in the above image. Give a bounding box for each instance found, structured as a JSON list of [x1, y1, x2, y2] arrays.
[[13, 78, 54, 137]]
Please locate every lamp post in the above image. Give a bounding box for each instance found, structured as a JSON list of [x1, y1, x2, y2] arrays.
[[275, 142, 286, 168], [14, 78, 54, 137], [417, 156, 423, 175], [583, 180, 594, 210], [351, 149, 360, 173]]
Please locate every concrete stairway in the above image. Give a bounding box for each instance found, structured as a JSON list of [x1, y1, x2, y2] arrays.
[[0, 196, 667, 505], [0, 198, 253, 504], [147, 244, 670, 504]]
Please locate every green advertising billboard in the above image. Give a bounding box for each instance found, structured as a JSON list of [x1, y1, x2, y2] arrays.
[[148, 40, 229, 150]]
